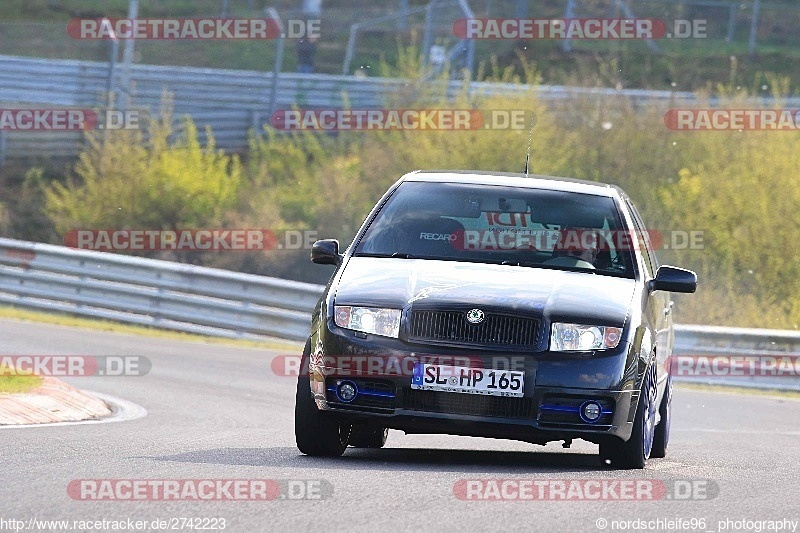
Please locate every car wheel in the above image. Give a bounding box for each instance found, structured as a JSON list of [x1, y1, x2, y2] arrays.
[[349, 426, 388, 448], [295, 339, 351, 457], [600, 360, 658, 469], [650, 375, 672, 458]]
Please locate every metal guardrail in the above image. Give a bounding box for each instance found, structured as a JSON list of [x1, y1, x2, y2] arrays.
[[672, 325, 800, 391], [6, 52, 800, 162], [0, 53, 706, 161], [0, 54, 394, 160], [0, 237, 322, 341], [1, 236, 798, 389]]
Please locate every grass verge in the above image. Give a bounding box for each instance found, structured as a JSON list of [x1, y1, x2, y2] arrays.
[[0, 374, 43, 394], [676, 381, 800, 400]]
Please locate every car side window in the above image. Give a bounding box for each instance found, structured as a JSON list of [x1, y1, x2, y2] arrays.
[[625, 200, 658, 278]]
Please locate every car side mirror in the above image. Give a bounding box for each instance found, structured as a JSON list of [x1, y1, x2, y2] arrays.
[[311, 239, 342, 265], [649, 265, 697, 293]]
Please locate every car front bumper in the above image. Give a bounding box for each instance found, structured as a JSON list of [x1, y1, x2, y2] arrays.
[[308, 322, 642, 444]]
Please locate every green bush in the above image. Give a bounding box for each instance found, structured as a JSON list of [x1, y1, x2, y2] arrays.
[[43, 104, 242, 262]]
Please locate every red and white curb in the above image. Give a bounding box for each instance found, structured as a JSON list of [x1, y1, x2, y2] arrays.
[[0, 377, 146, 427]]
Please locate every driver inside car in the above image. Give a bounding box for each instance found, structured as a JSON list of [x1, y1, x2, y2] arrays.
[[543, 227, 601, 269]]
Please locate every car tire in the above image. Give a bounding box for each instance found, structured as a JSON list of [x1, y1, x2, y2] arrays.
[[599, 360, 658, 469], [349, 426, 388, 448], [650, 375, 672, 458], [295, 339, 351, 457]]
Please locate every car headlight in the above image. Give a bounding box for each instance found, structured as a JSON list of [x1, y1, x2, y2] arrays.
[[334, 306, 401, 338], [550, 323, 622, 351]]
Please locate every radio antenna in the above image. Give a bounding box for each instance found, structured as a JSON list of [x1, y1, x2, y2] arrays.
[[523, 115, 535, 176]]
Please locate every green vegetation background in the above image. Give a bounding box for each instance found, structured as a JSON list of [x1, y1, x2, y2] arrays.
[[4, 52, 798, 329], [0, 2, 798, 329]]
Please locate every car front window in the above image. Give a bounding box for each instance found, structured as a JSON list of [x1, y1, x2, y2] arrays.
[[354, 181, 635, 278]]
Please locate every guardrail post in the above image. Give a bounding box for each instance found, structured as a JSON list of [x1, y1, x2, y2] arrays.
[[456, 0, 475, 79], [727, 2, 736, 42], [422, 0, 436, 67], [265, 7, 284, 116], [398, 0, 409, 29], [749, 0, 761, 56], [118, 0, 139, 113], [343, 22, 360, 75], [106, 24, 119, 107], [562, 0, 576, 52]]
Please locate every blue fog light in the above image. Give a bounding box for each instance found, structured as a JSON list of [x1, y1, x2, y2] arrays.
[[336, 380, 358, 403], [580, 401, 603, 423]]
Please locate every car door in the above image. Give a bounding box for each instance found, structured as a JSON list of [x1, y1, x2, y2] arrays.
[[625, 200, 672, 372]]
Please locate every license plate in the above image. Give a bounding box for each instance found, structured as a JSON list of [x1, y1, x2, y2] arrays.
[[410, 363, 524, 397]]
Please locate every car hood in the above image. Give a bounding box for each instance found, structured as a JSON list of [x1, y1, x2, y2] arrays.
[[334, 257, 635, 325]]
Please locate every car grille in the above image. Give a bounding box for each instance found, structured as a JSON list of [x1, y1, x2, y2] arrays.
[[407, 310, 539, 348], [403, 389, 533, 418]]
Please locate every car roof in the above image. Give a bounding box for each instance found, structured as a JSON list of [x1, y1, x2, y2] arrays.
[[401, 170, 626, 199]]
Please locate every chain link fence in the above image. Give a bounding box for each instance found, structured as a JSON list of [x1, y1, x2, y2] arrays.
[[0, 1, 797, 76]]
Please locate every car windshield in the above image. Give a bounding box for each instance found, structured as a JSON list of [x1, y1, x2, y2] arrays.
[[354, 181, 636, 278]]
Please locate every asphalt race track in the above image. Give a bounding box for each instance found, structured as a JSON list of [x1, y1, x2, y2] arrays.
[[2, 318, 800, 533]]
